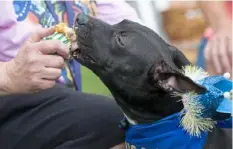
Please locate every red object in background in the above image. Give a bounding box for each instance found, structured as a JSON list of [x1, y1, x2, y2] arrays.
[[204, 1, 232, 40], [225, 1, 232, 18]]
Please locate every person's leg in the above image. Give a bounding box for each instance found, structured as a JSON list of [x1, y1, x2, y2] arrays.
[[0, 85, 125, 149]]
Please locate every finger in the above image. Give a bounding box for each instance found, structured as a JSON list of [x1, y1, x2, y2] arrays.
[[226, 36, 232, 68], [41, 67, 62, 80], [28, 26, 55, 43], [212, 38, 222, 74], [219, 37, 231, 72], [37, 79, 56, 90], [32, 40, 69, 58], [204, 41, 212, 63], [42, 55, 65, 69]]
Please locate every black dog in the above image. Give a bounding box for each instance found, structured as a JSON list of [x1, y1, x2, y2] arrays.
[[73, 13, 232, 149]]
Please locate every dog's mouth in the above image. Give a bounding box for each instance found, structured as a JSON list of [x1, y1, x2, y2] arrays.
[[69, 31, 81, 60], [68, 28, 82, 61], [71, 23, 97, 66], [70, 46, 81, 60], [71, 45, 96, 65]]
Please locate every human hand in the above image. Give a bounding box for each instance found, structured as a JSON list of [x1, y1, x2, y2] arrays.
[[3, 27, 69, 94], [204, 24, 232, 74]]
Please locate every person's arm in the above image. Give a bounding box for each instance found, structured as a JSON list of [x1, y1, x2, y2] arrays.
[[0, 62, 9, 94], [0, 1, 38, 62], [198, 1, 232, 75], [0, 1, 23, 94], [198, 1, 231, 31]]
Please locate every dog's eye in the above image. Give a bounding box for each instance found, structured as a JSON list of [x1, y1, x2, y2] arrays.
[[116, 35, 124, 47]]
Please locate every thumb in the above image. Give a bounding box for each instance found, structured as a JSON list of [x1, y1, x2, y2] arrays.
[[28, 26, 55, 43]]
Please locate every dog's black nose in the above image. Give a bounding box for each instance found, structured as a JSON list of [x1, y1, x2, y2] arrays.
[[76, 13, 88, 25]]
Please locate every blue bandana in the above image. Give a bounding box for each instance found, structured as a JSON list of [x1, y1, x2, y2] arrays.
[[124, 75, 232, 149], [125, 113, 208, 149]]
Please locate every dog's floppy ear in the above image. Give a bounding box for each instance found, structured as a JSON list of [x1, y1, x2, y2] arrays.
[[148, 60, 206, 94], [168, 45, 192, 69]]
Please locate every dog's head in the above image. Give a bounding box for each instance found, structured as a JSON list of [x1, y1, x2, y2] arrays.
[[73, 13, 206, 123]]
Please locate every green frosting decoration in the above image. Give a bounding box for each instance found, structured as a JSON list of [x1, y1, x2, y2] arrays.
[[43, 32, 72, 59]]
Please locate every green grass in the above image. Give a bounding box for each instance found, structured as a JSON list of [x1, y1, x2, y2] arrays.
[[81, 66, 112, 96]]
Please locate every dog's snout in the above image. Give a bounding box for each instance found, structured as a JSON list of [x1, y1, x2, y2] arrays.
[[76, 13, 88, 25]]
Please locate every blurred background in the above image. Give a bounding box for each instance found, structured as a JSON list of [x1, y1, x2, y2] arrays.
[[127, 0, 207, 64]]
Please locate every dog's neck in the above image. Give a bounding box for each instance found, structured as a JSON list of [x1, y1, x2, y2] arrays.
[[107, 85, 184, 125], [113, 95, 163, 125]]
